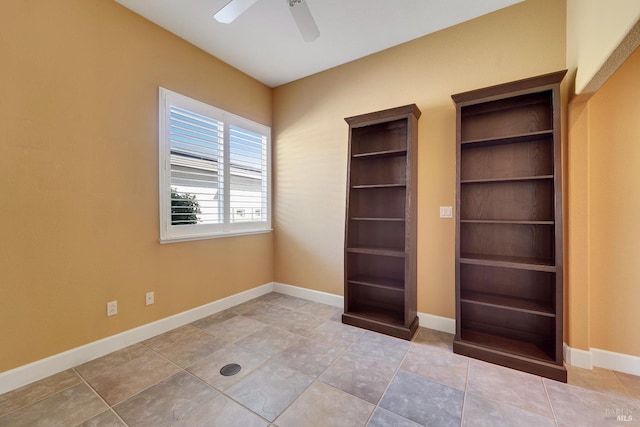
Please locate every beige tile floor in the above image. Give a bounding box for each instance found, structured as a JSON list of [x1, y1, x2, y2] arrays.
[[0, 292, 639, 426]]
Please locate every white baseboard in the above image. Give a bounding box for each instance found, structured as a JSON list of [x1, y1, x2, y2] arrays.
[[273, 282, 343, 307], [592, 347, 640, 376], [563, 343, 640, 376], [564, 342, 594, 369], [273, 282, 456, 334], [6, 280, 638, 396], [417, 312, 456, 335], [0, 282, 273, 395]]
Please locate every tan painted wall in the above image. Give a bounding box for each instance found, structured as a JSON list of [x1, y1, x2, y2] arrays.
[[567, 0, 640, 93], [273, 0, 567, 318], [587, 47, 640, 356], [565, 100, 590, 351], [0, 0, 273, 372], [565, 0, 640, 355]]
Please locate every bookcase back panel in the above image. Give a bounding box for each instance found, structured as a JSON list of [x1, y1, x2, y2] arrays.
[[460, 92, 552, 141], [347, 284, 404, 321], [459, 324, 555, 362], [461, 138, 553, 180], [350, 156, 407, 186], [351, 119, 407, 154], [347, 221, 405, 251], [349, 188, 406, 218], [460, 223, 554, 262], [347, 253, 404, 284], [460, 181, 554, 221], [461, 304, 555, 345], [460, 264, 555, 305]]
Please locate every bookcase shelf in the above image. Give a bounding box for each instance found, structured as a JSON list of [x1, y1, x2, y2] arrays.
[[352, 149, 407, 159], [460, 129, 553, 146], [351, 217, 405, 222], [343, 104, 421, 340], [459, 329, 555, 363], [348, 276, 405, 292], [461, 220, 554, 225], [346, 247, 406, 257], [352, 184, 406, 189], [452, 71, 567, 382], [346, 303, 405, 327], [459, 254, 556, 272], [460, 291, 555, 317], [460, 175, 554, 184]]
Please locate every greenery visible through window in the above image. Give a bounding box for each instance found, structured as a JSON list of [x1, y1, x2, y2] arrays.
[[170, 188, 200, 225]]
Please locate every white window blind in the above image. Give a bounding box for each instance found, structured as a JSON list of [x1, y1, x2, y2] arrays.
[[229, 125, 268, 224], [170, 106, 224, 226], [159, 88, 271, 242]]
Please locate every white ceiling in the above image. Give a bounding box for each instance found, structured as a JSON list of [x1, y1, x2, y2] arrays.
[[114, 0, 524, 87]]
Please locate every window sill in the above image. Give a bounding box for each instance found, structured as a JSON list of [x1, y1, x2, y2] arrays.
[[159, 228, 272, 244]]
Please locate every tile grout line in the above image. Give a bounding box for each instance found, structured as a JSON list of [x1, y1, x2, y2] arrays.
[[466, 360, 559, 425], [181, 294, 330, 424], [458, 352, 471, 427], [304, 328, 376, 426], [182, 344, 273, 425], [267, 308, 463, 426], [0, 372, 83, 421], [262, 302, 363, 424], [611, 369, 638, 404], [459, 392, 468, 427], [246, 294, 413, 425], [140, 306, 277, 424], [560, 370, 640, 407], [277, 326, 392, 426], [176, 314, 275, 424], [100, 341, 193, 415], [191, 330, 272, 422], [178, 369, 273, 426], [105, 322, 270, 425], [361, 334, 416, 427], [72, 367, 130, 427], [541, 378, 561, 427], [405, 340, 470, 392]]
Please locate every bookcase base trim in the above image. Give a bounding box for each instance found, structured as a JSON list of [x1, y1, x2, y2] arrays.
[[453, 339, 567, 382], [342, 313, 419, 340]]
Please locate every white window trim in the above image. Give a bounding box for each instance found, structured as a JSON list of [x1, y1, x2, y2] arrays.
[[159, 87, 272, 243]]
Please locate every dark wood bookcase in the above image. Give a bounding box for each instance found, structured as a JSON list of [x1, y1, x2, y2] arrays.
[[452, 71, 567, 382], [342, 104, 421, 340]]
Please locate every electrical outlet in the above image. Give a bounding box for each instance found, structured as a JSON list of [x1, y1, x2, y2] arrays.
[[107, 301, 118, 316], [146, 292, 154, 306], [439, 206, 453, 218]]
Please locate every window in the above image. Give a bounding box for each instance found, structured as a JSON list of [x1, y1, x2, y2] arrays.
[[159, 88, 271, 242]]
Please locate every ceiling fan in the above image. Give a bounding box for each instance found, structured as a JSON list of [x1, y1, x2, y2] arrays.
[[214, 0, 320, 42]]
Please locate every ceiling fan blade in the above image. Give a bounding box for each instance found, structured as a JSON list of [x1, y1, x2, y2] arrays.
[[288, 0, 320, 42], [214, 0, 259, 24]]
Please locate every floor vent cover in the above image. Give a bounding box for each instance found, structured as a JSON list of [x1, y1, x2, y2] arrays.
[[220, 363, 241, 376]]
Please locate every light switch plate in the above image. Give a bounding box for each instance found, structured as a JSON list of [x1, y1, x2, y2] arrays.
[[440, 206, 453, 218]]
